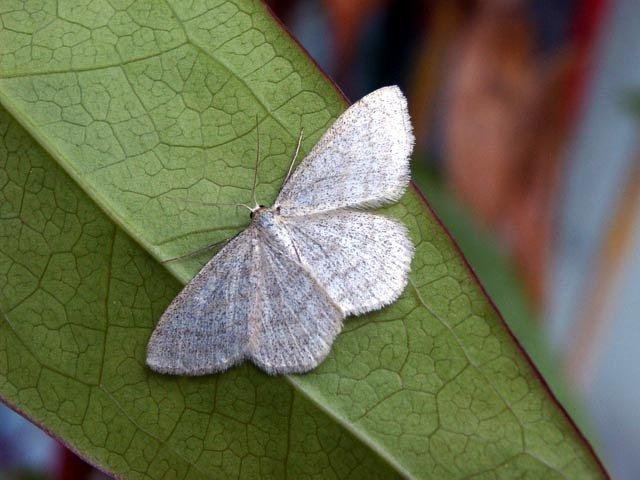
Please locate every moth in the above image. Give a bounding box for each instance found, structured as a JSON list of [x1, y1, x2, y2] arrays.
[[147, 86, 415, 375]]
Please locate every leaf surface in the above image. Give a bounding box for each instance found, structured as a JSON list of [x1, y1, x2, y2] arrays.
[[0, 1, 605, 478]]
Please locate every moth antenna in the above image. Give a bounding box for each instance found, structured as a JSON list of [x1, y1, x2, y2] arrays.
[[283, 128, 304, 186], [251, 115, 261, 209]]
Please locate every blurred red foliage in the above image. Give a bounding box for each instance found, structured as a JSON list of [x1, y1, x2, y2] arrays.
[[443, 0, 608, 303]]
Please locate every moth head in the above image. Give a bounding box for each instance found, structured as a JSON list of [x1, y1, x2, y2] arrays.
[[249, 205, 267, 219]]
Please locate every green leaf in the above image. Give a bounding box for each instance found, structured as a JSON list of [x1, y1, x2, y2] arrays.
[[0, 1, 605, 478]]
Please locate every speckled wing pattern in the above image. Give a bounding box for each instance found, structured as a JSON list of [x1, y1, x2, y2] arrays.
[[281, 210, 413, 316], [147, 86, 415, 375], [147, 229, 256, 375], [276, 85, 413, 215], [251, 236, 343, 373], [147, 228, 343, 375]]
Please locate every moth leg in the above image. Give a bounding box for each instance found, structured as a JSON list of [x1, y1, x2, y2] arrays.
[[161, 237, 232, 264], [164, 196, 253, 212]]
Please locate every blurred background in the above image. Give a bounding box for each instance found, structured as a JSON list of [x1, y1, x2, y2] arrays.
[[3, 0, 640, 478]]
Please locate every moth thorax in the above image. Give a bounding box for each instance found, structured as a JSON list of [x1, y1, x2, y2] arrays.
[[252, 207, 296, 254], [251, 207, 276, 228]]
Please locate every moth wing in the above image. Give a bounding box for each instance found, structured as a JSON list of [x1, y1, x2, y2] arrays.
[[276, 86, 414, 216], [146, 228, 258, 375], [147, 225, 343, 376], [249, 234, 343, 374], [281, 210, 413, 316]]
